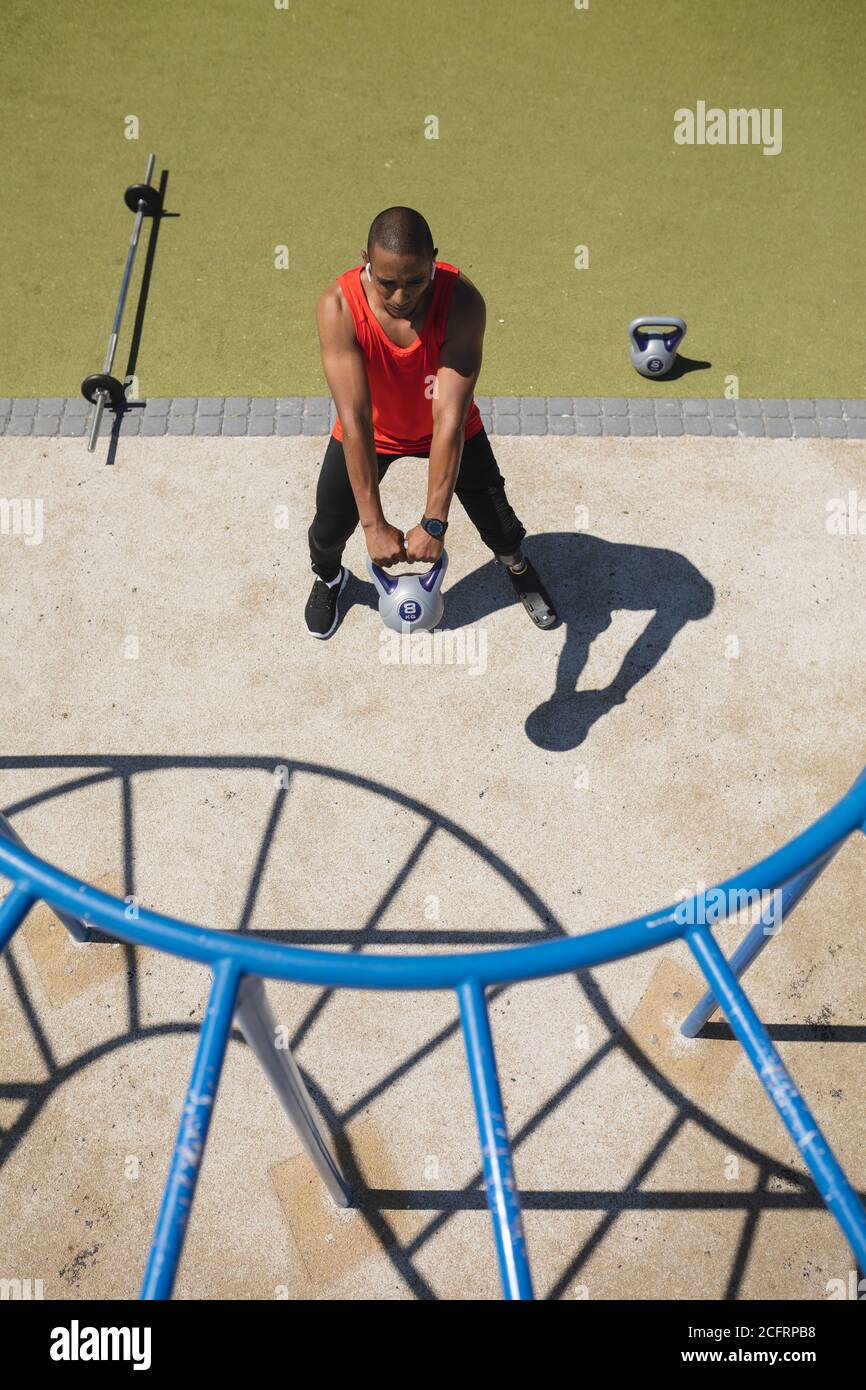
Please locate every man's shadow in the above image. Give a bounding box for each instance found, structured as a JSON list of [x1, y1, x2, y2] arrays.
[[408, 532, 715, 752]]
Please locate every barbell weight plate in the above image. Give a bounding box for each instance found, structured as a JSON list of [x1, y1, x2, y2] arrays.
[[123, 182, 162, 216], [81, 373, 127, 409]]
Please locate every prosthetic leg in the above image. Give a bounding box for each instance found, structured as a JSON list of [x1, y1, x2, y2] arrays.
[[495, 547, 558, 629]]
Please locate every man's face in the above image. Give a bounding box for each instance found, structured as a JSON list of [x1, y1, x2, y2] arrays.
[[363, 246, 437, 319]]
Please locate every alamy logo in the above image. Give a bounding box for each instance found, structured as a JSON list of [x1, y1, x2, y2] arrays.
[[826, 491, 866, 535], [378, 626, 488, 675], [674, 102, 782, 156], [50, 1320, 152, 1371], [0, 1276, 44, 1299], [671, 882, 783, 932], [826, 1271, 866, 1300], [0, 497, 44, 545]]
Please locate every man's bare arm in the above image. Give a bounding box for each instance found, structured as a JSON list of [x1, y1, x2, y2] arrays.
[[316, 285, 406, 566], [316, 285, 382, 527], [425, 277, 486, 521]]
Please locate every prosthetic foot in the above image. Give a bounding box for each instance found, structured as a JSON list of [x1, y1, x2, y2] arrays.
[[495, 549, 558, 629]]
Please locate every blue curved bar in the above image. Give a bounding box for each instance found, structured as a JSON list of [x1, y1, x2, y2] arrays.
[[1, 764, 865, 1299], [458, 980, 533, 1299], [686, 924, 866, 1268], [140, 958, 241, 1299]]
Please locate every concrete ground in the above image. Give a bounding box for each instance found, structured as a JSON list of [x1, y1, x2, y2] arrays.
[[0, 432, 864, 1301]]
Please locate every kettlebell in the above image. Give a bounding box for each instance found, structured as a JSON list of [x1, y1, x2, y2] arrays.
[[628, 316, 687, 379], [366, 549, 449, 632]]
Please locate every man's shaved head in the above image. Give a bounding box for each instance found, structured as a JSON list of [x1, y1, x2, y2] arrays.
[[367, 207, 434, 261]]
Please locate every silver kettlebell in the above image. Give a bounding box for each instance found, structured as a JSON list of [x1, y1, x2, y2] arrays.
[[628, 316, 687, 378], [366, 549, 449, 632]]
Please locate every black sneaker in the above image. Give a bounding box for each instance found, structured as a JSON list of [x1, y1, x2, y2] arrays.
[[497, 555, 558, 629], [305, 567, 350, 638]]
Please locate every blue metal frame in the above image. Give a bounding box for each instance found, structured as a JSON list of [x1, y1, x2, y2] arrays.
[[1, 765, 865, 1298], [140, 958, 240, 1300], [458, 980, 533, 1298]]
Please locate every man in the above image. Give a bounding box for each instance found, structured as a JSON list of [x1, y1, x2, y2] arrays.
[[306, 206, 557, 638]]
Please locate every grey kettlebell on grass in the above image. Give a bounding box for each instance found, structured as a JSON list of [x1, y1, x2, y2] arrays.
[[628, 316, 687, 378]]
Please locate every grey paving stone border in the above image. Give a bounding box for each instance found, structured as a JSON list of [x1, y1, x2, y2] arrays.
[[1, 397, 865, 440]]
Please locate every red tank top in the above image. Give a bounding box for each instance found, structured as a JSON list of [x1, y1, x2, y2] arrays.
[[330, 260, 484, 455]]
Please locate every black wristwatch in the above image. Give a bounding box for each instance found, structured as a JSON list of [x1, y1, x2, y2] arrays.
[[421, 515, 448, 539]]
